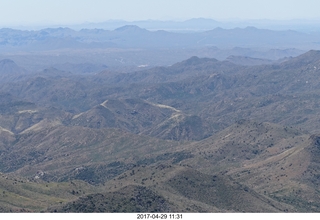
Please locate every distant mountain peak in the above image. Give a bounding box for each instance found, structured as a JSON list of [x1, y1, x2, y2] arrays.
[[0, 59, 16, 65], [179, 56, 218, 66], [0, 59, 26, 75], [304, 50, 320, 56], [187, 56, 200, 61], [114, 25, 147, 32], [299, 50, 320, 61], [281, 50, 320, 67]]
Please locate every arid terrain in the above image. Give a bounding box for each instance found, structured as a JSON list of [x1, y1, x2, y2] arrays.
[[1, 26, 320, 212]]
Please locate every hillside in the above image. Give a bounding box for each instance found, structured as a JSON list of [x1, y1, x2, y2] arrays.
[[0, 26, 319, 50], [0, 59, 28, 84], [1, 118, 320, 212], [176, 120, 320, 212], [0, 173, 100, 212], [53, 165, 293, 213], [69, 98, 207, 140], [51, 185, 178, 213], [2, 50, 320, 212]]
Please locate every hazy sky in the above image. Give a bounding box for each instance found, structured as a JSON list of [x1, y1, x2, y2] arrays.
[[0, 0, 320, 26]]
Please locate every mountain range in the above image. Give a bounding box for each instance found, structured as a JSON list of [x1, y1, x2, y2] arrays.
[[13, 18, 320, 33], [1, 26, 319, 51], [2, 45, 320, 212], [1, 25, 311, 75]]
